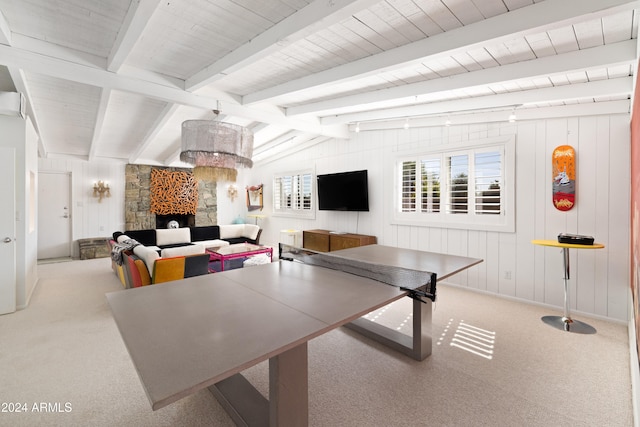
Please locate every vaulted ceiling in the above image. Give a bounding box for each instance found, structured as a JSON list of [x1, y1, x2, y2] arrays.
[[0, 0, 636, 165]]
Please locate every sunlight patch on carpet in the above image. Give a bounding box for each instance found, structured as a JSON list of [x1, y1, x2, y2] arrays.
[[439, 318, 496, 360], [363, 302, 413, 333]]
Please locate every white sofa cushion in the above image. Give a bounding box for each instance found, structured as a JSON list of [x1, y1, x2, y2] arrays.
[[219, 224, 244, 239], [219, 224, 260, 240], [133, 245, 160, 273], [156, 228, 191, 246], [193, 239, 230, 249], [161, 244, 205, 258], [243, 224, 260, 240]]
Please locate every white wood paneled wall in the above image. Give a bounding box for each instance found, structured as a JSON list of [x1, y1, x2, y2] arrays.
[[38, 157, 126, 258], [250, 114, 630, 321]]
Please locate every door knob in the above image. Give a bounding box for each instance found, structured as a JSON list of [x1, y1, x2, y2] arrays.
[[3, 237, 12, 243]]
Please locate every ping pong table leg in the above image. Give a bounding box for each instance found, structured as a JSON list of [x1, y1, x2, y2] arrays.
[[412, 297, 432, 360], [209, 342, 309, 427], [209, 375, 268, 426], [269, 342, 308, 426], [345, 298, 433, 361]]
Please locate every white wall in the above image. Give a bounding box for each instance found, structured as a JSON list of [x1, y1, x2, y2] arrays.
[[38, 157, 126, 257], [22, 118, 38, 307], [215, 171, 258, 225], [0, 114, 39, 309], [248, 114, 630, 321]]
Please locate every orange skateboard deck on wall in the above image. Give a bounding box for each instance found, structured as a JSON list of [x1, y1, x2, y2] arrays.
[[552, 145, 575, 211]]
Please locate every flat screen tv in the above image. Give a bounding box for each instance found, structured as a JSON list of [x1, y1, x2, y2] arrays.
[[317, 170, 369, 211]]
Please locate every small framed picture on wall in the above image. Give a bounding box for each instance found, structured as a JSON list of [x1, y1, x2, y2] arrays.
[[246, 184, 263, 211]]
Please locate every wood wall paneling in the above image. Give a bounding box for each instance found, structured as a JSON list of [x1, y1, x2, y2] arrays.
[[608, 114, 631, 318], [248, 113, 630, 321]]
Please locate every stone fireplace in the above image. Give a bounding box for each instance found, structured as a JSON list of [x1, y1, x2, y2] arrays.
[[125, 164, 217, 231]]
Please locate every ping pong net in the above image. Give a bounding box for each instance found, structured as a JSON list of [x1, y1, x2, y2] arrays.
[[278, 244, 437, 302]]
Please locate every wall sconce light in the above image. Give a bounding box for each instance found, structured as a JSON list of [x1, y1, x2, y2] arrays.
[[93, 180, 110, 202], [227, 184, 238, 201]]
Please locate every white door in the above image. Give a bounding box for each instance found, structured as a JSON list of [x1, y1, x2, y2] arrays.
[[38, 172, 71, 259], [0, 148, 16, 314]]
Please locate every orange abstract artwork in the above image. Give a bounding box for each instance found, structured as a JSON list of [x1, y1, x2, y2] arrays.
[[150, 169, 198, 215]]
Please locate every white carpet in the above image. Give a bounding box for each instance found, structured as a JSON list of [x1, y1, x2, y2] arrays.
[[0, 258, 632, 426]]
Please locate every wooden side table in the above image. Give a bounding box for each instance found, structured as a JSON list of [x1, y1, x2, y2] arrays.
[[302, 229, 377, 252], [532, 239, 605, 334]]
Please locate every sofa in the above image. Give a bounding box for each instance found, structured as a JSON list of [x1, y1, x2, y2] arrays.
[[110, 224, 262, 287], [121, 252, 211, 287]]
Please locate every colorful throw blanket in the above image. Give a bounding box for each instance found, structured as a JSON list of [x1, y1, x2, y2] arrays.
[[111, 239, 140, 266]]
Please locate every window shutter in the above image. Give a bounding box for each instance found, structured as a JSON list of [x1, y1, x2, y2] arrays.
[[292, 175, 300, 209], [447, 154, 468, 214], [282, 176, 292, 208], [302, 173, 312, 210], [401, 161, 417, 212], [420, 159, 440, 213], [474, 151, 502, 215], [274, 177, 282, 209]]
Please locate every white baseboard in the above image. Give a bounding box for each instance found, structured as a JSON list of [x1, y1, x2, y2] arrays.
[[441, 281, 627, 324]]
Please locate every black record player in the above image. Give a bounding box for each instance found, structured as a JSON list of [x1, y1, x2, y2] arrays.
[[557, 233, 594, 245]]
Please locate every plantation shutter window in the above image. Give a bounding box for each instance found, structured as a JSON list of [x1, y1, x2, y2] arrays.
[[273, 170, 314, 218], [393, 136, 514, 232]]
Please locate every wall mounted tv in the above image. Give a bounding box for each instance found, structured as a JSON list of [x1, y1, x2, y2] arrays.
[[317, 170, 369, 211]]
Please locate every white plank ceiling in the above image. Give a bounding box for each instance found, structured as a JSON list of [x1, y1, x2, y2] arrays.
[[0, 0, 636, 164]]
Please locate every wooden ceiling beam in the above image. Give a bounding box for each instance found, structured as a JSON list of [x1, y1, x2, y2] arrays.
[[108, 0, 162, 72], [87, 89, 112, 162], [96, 0, 162, 163], [253, 130, 305, 156], [243, 0, 638, 105], [0, 43, 348, 139], [253, 135, 331, 164], [129, 103, 179, 164], [349, 100, 630, 132], [185, 0, 380, 91], [1, 14, 47, 157], [289, 39, 637, 116], [161, 146, 183, 167], [322, 77, 633, 125]]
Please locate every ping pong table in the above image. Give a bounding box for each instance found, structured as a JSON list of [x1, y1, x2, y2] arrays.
[[107, 244, 481, 426]]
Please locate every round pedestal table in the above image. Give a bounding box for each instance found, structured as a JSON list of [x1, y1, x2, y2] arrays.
[[531, 239, 605, 334]]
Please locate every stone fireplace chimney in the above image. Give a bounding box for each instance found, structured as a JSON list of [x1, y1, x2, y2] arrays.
[[124, 164, 217, 231]]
